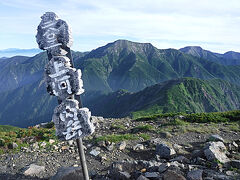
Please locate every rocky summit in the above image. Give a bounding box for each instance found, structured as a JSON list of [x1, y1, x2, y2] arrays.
[[0, 115, 239, 180]]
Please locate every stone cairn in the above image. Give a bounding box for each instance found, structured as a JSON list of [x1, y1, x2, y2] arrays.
[[36, 12, 95, 141]]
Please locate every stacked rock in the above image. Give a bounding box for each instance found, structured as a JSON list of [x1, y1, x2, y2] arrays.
[[36, 12, 95, 141]]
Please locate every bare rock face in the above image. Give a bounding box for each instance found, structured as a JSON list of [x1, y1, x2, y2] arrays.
[[204, 142, 229, 163]]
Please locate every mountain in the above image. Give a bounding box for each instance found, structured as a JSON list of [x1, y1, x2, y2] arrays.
[[1, 40, 240, 127], [179, 46, 240, 65], [78, 40, 240, 93], [89, 78, 240, 118], [0, 48, 42, 58]]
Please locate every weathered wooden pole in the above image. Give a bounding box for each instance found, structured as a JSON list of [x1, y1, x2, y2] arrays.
[[36, 12, 94, 180]]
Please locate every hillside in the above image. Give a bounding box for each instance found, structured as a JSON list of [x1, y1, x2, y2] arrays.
[[89, 78, 240, 118], [78, 40, 240, 93], [1, 40, 240, 127]]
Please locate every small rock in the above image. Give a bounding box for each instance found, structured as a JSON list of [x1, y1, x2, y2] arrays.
[[133, 144, 144, 151], [171, 156, 190, 164], [32, 142, 39, 150], [158, 163, 170, 173], [109, 161, 137, 178], [170, 161, 185, 169], [51, 167, 83, 180], [8, 142, 18, 149], [141, 168, 147, 173], [187, 169, 203, 180], [208, 134, 224, 142], [118, 141, 127, 150], [40, 142, 47, 148], [97, 141, 106, 147], [204, 142, 229, 163], [49, 139, 55, 144], [119, 171, 131, 179], [53, 145, 58, 150], [225, 171, 239, 176], [137, 175, 149, 180], [194, 157, 206, 166], [61, 146, 69, 150], [68, 140, 74, 146], [106, 141, 115, 151], [156, 143, 176, 159], [160, 132, 172, 138], [73, 164, 78, 167], [24, 164, 45, 176], [230, 160, 240, 169], [163, 170, 186, 180], [192, 149, 204, 158], [99, 154, 107, 161], [150, 138, 164, 146], [90, 148, 101, 157], [145, 172, 159, 178]]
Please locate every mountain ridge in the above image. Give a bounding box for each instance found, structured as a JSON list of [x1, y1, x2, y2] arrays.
[[1, 39, 240, 127], [89, 77, 240, 118], [179, 46, 240, 65]]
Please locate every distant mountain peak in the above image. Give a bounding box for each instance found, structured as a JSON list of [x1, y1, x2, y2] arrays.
[[180, 45, 240, 65], [181, 46, 203, 50], [85, 39, 155, 59]]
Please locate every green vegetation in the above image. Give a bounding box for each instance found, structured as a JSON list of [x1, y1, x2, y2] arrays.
[[0, 125, 21, 132], [0, 125, 57, 154], [110, 123, 126, 130], [131, 124, 154, 133], [92, 78, 240, 118], [2, 40, 240, 127], [138, 133, 151, 140], [135, 110, 240, 124]]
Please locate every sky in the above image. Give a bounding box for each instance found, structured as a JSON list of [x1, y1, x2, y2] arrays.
[[0, 0, 240, 53]]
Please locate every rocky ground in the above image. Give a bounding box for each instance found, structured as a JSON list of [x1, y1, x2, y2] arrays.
[[0, 116, 239, 180]]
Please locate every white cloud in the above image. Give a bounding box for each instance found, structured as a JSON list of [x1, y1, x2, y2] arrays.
[[0, 0, 239, 53]]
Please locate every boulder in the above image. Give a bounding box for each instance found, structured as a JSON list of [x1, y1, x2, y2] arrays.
[[89, 148, 101, 157], [158, 163, 170, 173], [156, 143, 176, 159], [204, 142, 229, 163], [118, 141, 127, 150], [230, 160, 240, 169], [163, 170, 186, 180], [145, 172, 160, 178], [109, 161, 137, 178], [137, 175, 149, 180], [51, 167, 83, 180], [133, 144, 144, 151], [187, 169, 203, 180], [208, 134, 224, 142], [8, 142, 18, 149], [49, 139, 55, 144], [24, 164, 45, 176], [119, 171, 131, 179]]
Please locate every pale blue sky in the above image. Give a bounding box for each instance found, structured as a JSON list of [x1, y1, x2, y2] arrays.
[[0, 0, 240, 53]]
